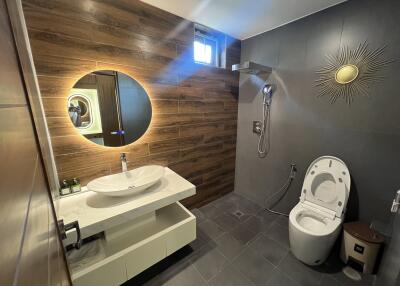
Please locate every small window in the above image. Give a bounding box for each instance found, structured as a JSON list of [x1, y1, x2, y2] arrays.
[[194, 35, 217, 66], [194, 24, 219, 67]]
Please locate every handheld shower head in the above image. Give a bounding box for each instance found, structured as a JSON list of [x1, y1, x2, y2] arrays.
[[262, 84, 272, 96], [258, 83, 274, 157], [262, 84, 273, 105]]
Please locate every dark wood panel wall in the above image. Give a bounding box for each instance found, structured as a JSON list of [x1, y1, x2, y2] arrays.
[[22, 0, 241, 207], [0, 0, 70, 284]]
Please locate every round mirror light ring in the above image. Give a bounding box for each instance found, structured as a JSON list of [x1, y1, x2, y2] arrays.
[[335, 64, 359, 85], [68, 93, 94, 129]]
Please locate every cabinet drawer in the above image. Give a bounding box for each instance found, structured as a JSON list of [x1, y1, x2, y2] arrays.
[[165, 204, 196, 256], [125, 234, 165, 279], [72, 256, 126, 286], [69, 202, 196, 285]]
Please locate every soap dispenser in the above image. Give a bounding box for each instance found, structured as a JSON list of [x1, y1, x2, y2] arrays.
[[71, 178, 81, 193], [60, 180, 71, 196]]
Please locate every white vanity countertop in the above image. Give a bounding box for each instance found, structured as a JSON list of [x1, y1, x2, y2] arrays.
[[59, 167, 196, 239]]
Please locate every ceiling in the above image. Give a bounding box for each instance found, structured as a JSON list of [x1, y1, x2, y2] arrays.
[[141, 0, 347, 40]]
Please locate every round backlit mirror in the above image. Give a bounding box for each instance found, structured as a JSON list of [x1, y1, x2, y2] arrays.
[[68, 70, 152, 147]]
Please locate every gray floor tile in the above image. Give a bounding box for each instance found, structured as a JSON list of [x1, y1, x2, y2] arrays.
[[249, 234, 289, 266], [234, 195, 262, 216], [278, 253, 323, 286], [198, 219, 225, 241], [242, 213, 277, 235], [265, 222, 290, 249], [189, 227, 210, 251], [144, 260, 205, 286], [232, 247, 275, 286], [212, 195, 238, 213], [274, 215, 289, 228], [213, 213, 240, 231], [199, 203, 223, 219], [267, 268, 300, 286], [318, 275, 342, 286], [230, 223, 258, 245], [209, 264, 254, 286], [191, 208, 207, 224], [316, 252, 344, 273], [220, 193, 245, 205], [190, 243, 228, 281], [329, 269, 376, 286], [221, 193, 262, 222], [215, 232, 245, 261]]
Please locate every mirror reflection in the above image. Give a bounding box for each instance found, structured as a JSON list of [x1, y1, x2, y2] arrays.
[[68, 70, 152, 147], [68, 95, 91, 128]]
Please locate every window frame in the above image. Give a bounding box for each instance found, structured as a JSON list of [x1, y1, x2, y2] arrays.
[[193, 27, 219, 67]]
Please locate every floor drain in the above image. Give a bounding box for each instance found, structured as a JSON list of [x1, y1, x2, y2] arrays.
[[233, 211, 244, 219]]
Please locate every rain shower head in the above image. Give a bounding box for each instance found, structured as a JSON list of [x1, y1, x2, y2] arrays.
[[232, 61, 272, 75]]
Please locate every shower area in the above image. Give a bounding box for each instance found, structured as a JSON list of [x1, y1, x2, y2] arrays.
[[233, 0, 400, 284], [232, 60, 297, 217]]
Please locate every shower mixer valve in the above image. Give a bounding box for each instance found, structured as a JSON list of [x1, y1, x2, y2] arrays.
[[253, 121, 262, 134]]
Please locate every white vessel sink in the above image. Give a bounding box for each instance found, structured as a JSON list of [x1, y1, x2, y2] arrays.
[[87, 165, 165, 197]]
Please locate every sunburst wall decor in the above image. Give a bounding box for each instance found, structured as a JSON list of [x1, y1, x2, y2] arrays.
[[315, 42, 393, 104]]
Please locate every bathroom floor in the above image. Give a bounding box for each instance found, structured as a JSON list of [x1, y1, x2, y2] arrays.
[[124, 193, 376, 286]]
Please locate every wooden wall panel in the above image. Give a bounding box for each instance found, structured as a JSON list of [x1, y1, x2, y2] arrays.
[[0, 0, 71, 284], [22, 0, 241, 208]]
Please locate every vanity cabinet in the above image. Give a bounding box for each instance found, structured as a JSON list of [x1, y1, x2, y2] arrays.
[[68, 202, 196, 286]]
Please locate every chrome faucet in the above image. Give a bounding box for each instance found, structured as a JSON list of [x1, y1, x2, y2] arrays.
[[120, 153, 128, 172]]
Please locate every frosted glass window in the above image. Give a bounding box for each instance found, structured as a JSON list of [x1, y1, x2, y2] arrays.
[[194, 40, 212, 64]]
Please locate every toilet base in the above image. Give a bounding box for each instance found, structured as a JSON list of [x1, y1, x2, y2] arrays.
[[289, 222, 341, 265]]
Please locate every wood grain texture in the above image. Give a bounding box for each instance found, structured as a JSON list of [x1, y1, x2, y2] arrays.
[[0, 0, 71, 284], [22, 0, 241, 208]]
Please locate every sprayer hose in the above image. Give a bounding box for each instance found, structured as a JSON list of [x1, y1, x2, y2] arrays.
[[263, 166, 296, 217], [258, 102, 271, 157]]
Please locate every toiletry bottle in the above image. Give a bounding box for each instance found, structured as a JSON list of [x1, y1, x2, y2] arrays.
[[71, 178, 81, 193], [60, 180, 71, 196]]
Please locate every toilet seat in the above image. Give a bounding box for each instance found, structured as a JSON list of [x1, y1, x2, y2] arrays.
[[289, 203, 341, 237], [300, 156, 350, 218]]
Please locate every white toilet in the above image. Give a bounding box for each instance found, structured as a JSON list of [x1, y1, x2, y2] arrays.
[[289, 156, 351, 265]]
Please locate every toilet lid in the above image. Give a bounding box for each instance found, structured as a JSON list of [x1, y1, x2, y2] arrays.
[[300, 156, 351, 217]]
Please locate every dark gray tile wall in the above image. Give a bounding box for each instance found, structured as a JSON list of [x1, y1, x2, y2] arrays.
[[235, 0, 400, 225], [375, 214, 400, 285]]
